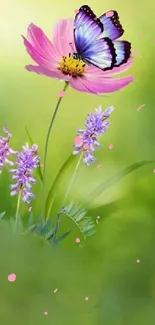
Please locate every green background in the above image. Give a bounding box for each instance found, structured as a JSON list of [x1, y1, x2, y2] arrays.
[[0, 0, 155, 324]]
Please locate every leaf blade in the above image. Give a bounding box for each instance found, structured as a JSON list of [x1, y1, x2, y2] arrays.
[[45, 155, 76, 220], [54, 230, 72, 244], [88, 160, 154, 203]]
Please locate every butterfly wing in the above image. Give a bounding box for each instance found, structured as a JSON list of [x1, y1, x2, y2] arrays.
[[74, 5, 116, 70], [99, 11, 131, 66], [113, 40, 131, 66], [99, 10, 124, 41]]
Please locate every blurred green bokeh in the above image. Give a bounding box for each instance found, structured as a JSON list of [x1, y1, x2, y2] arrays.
[[0, 0, 155, 323]]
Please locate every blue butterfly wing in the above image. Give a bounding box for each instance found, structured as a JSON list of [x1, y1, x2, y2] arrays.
[[99, 10, 124, 41], [81, 37, 116, 70], [74, 6, 116, 70], [113, 41, 131, 66], [74, 5, 104, 54], [99, 11, 131, 66]]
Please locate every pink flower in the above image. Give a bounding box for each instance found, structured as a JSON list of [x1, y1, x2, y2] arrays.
[[22, 19, 133, 95]]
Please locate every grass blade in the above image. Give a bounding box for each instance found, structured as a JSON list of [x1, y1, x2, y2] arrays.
[[88, 160, 154, 203], [45, 155, 76, 220]]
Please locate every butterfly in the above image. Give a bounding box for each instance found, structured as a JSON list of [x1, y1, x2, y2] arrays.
[[73, 5, 131, 71]]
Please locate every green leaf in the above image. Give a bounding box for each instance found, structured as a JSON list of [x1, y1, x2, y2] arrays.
[[25, 126, 43, 184], [58, 202, 96, 240], [54, 230, 72, 244], [45, 154, 76, 220], [28, 212, 34, 227], [85, 229, 96, 237], [88, 160, 154, 203], [45, 226, 56, 240], [0, 211, 6, 220], [74, 210, 87, 222], [17, 215, 23, 232], [40, 218, 52, 236], [25, 224, 37, 234]]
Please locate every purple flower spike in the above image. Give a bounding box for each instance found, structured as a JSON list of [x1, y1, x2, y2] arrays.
[[0, 127, 16, 173], [73, 106, 114, 166], [10, 143, 40, 204]]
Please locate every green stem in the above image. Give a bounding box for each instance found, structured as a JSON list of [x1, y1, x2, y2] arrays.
[[15, 191, 21, 230], [62, 153, 82, 206], [53, 153, 82, 242], [42, 82, 69, 219]]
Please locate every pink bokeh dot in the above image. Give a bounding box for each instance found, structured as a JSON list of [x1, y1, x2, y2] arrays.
[[8, 273, 16, 282], [74, 9, 79, 13], [40, 164, 44, 168], [106, 11, 113, 17], [85, 297, 89, 301], [97, 216, 100, 219], [153, 169, 155, 173], [54, 288, 58, 293], [74, 136, 83, 145], [59, 90, 65, 97], [109, 144, 113, 149], [136, 259, 140, 263], [97, 164, 102, 168], [137, 104, 145, 111], [44, 312, 48, 315], [83, 143, 89, 150], [76, 238, 80, 243]]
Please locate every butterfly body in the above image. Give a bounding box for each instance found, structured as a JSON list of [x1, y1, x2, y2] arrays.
[[73, 5, 131, 71]]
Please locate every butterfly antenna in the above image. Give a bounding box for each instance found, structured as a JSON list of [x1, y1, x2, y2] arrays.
[[69, 42, 74, 53]]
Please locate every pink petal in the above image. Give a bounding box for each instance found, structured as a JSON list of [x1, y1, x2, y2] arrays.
[[52, 19, 75, 56], [8, 273, 16, 282], [87, 57, 133, 76], [70, 77, 96, 94], [109, 144, 113, 149], [27, 24, 59, 62], [71, 74, 133, 94], [25, 64, 70, 81], [59, 90, 65, 97], [137, 104, 145, 111], [23, 36, 57, 71]]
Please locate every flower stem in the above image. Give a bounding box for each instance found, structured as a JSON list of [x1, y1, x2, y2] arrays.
[[53, 153, 82, 242], [42, 82, 69, 219], [15, 191, 21, 230]]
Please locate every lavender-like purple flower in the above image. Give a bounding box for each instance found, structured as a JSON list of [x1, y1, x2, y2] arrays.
[[73, 106, 114, 166], [9, 143, 40, 204], [0, 127, 16, 173]]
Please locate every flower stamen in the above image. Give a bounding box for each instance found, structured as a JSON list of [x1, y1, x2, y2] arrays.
[[58, 56, 85, 77]]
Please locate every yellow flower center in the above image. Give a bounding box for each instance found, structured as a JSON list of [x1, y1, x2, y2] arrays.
[[58, 56, 85, 77]]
